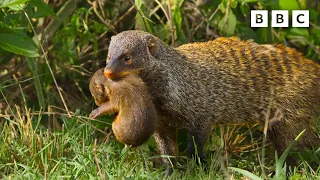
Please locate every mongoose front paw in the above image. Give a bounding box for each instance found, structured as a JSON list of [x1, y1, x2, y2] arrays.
[[89, 108, 101, 119]]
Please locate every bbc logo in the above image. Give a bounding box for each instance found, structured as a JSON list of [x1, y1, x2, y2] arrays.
[[251, 10, 309, 27]]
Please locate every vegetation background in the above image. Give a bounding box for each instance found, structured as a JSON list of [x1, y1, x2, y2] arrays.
[[0, 0, 319, 179]]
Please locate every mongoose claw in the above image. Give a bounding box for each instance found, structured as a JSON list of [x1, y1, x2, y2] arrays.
[[89, 108, 100, 119]]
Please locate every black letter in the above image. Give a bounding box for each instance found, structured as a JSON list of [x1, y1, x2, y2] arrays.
[[256, 14, 263, 23], [276, 14, 284, 23], [297, 14, 304, 23]]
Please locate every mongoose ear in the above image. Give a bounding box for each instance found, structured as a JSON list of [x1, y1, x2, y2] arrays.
[[146, 35, 158, 57]]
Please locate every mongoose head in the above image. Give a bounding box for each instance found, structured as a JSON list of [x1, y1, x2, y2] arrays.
[[104, 30, 159, 80], [89, 69, 110, 106]]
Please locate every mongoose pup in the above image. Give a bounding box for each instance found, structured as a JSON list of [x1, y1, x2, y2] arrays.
[[104, 30, 320, 174], [89, 68, 157, 147]]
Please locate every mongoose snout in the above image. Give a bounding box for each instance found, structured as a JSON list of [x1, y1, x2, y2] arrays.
[[104, 68, 114, 79]]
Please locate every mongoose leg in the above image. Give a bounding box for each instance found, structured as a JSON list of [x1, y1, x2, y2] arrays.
[[153, 117, 178, 176], [89, 102, 117, 119], [267, 116, 320, 169], [187, 124, 212, 164]]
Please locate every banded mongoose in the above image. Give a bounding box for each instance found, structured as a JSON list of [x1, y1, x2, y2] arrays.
[[89, 68, 157, 147], [104, 30, 320, 174]]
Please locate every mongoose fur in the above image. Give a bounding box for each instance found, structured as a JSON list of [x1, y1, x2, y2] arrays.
[[89, 68, 157, 147], [104, 30, 320, 174]]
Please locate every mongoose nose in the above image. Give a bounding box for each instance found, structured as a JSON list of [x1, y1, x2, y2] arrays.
[[104, 68, 114, 79]]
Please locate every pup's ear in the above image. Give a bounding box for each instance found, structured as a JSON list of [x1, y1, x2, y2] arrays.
[[145, 35, 159, 57]]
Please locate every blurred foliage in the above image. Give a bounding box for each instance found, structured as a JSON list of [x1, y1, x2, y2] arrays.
[[0, 0, 319, 161], [1, 0, 319, 114]]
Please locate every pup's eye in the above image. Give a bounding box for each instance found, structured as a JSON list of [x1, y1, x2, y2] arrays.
[[124, 55, 131, 61], [107, 55, 111, 62]]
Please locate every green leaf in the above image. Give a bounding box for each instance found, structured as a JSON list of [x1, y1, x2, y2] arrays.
[[286, 27, 309, 37], [0, 0, 28, 8], [297, 0, 306, 9], [227, 11, 237, 35], [240, 3, 249, 16], [236, 23, 258, 41], [82, 19, 88, 32], [135, 0, 142, 8], [230, 0, 237, 8], [8, 3, 24, 10], [218, 10, 236, 36], [3, 14, 21, 25], [309, 9, 318, 21], [0, 33, 39, 57], [239, 0, 259, 2], [29, 0, 57, 18], [228, 167, 263, 180], [279, 0, 300, 10]]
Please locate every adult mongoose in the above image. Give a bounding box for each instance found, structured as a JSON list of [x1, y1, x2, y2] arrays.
[[103, 30, 320, 174], [89, 68, 157, 147]]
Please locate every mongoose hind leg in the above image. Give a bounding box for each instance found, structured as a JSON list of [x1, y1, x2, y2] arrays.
[[187, 123, 212, 165], [154, 117, 178, 176], [267, 116, 320, 170]]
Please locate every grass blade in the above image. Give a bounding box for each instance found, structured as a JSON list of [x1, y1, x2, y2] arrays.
[[228, 167, 263, 180], [26, 57, 45, 108], [275, 129, 306, 178]]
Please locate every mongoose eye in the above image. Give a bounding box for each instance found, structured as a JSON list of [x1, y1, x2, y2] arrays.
[[124, 55, 131, 62], [107, 55, 111, 63]]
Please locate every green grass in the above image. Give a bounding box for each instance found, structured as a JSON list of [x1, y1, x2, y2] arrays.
[[0, 107, 319, 179]]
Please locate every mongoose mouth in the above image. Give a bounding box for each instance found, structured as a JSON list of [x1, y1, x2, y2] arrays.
[[104, 69, 132, 80], [104, 68, 115, 79]]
